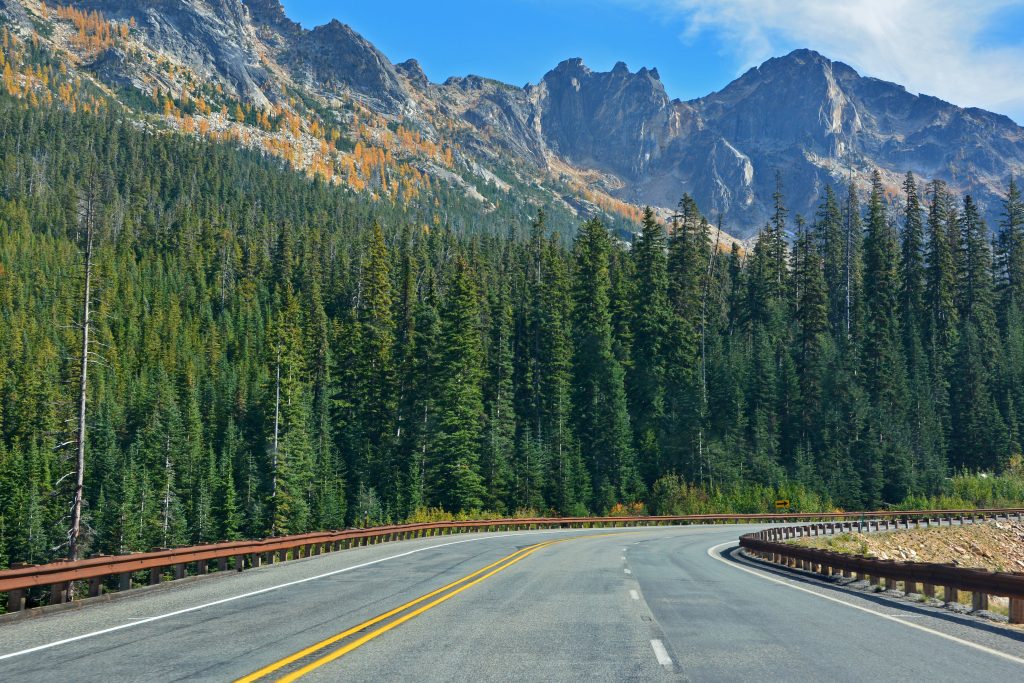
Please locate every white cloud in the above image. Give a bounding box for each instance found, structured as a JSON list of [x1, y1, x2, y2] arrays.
[[639, 0, 1024, 122]]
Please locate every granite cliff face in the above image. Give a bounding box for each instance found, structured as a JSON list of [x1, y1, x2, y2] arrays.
[[4, 0, 1022, 236], [532, 48, 1024, 230]]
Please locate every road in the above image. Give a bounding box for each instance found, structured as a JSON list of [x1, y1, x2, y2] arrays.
[[2, 524, 1023, 681]]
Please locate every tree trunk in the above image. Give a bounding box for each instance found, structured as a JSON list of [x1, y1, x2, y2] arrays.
[[68, 195, 94, 564]]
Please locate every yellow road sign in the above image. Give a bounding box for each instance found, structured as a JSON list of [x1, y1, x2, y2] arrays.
[[775, 499, 790, 509]]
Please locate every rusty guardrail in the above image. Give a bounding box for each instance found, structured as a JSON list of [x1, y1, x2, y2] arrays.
[[3, 508, 1023, 615], [738, 510, 1024, 623]]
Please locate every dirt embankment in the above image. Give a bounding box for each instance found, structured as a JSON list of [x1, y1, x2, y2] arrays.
[[792, 520, 1024, 572]]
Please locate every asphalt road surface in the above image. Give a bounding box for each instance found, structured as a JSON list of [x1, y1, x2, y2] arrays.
[[2, 525, 1023, 682]]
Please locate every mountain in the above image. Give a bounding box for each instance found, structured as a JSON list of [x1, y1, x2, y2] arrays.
[[2, 0, 1022, 237]]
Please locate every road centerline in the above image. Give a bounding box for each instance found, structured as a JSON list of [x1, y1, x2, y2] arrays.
[[254, 539, 571, 682], [234, 540, 558, 682]]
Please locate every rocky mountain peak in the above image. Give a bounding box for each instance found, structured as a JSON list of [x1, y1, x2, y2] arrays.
[[241, 0, 299, 35], [287, 18, 408, 111], [396, 59, 430, 88]]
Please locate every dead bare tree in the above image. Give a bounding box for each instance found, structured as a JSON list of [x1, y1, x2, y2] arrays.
[[68, 178, 96, 563]]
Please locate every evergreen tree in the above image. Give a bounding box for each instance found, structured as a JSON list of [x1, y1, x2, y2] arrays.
[[998, 177, 1024, 316], [816, 186, 845, 336], [629, 207, 670, 485], [428, 256, 487, 511], [572, 218, 641, 509], [862, 171, 912, 504], [791, 214, 828, 455], [842, 181, 866, 342], [482, 269, 515, 511], [665, 196, 709, 478]]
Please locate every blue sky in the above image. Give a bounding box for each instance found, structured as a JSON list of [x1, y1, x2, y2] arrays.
[[280, 1, 1024, 123]]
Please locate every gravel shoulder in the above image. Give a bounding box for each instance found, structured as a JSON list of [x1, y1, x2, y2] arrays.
[[790, 520, 1024, 572]]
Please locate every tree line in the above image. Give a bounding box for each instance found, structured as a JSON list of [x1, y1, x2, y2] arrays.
[[1, 98, 1023, 571]]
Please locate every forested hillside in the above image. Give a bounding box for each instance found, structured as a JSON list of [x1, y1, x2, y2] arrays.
[[2, 89, 1024, 571]]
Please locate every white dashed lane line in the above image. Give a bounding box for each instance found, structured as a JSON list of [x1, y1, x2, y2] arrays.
[[650, 639, 673, 669]]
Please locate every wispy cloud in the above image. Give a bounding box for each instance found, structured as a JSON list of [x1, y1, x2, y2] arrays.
[[633, 0, 1024, 122]]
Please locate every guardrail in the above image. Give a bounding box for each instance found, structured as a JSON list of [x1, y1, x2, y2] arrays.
[[3, 508, 1022, 616], [738, 510, 1024, 623]]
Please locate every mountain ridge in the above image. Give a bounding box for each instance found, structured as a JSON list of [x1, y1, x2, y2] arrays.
[[2, 0, 1021, 236]]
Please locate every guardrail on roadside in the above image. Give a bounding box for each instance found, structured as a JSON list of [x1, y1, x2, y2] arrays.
[[3, 508, 1023, 615], [738, 510, 1024, 624]]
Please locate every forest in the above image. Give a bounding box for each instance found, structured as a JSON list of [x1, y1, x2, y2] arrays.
[[2, 93, 1024, 573]]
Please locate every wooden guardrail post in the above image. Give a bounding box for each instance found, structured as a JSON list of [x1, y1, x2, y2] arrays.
[[944, 585, 958, 605], [50, 582, 67, 604], [972, 591, 988, 611], [7, 588, 25, 612], [1011, 597, 1024, 624]]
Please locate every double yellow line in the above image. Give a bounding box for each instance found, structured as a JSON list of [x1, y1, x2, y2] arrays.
[[235, 539, 564, 682]]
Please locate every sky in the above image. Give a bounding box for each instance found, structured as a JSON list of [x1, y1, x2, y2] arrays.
[[279, 0, 1024, 123]]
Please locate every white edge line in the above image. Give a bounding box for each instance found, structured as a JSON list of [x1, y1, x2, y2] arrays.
[[650, 639, 673, 668], [629, 589, 640, 601], [707, 541, 1024, 667], [0, 530, 580, 662], [624, 568, 632, 575]]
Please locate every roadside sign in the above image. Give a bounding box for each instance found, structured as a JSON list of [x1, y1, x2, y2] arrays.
[[775, 499, 790, 509]]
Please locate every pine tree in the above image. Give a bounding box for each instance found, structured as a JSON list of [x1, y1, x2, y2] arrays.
[[900, 172, 927, 354], [629, 207, 670, 485], [268, 286, 312, 536], [428, 256, 486, 511], [816, 186, 846, 336], [792, 214, 828, 454], [482, 269, 515, 512], [862, 171, 912, 504], [842, 181, 866, 342], [572, 218, 641, 510], [950, 195, 1008, 470], [213, 425, 241, 540], [539, 235, 588, 515], [998, 177, 1024, 316], [352, 221, 397, 511], [665, 196, 708, 478], [900, 172, 943, 495], [959, 196, 998, 347], [924, 181, 959, 436]]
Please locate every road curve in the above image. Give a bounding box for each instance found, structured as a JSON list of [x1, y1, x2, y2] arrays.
[[1, 525, 1023, 681]]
